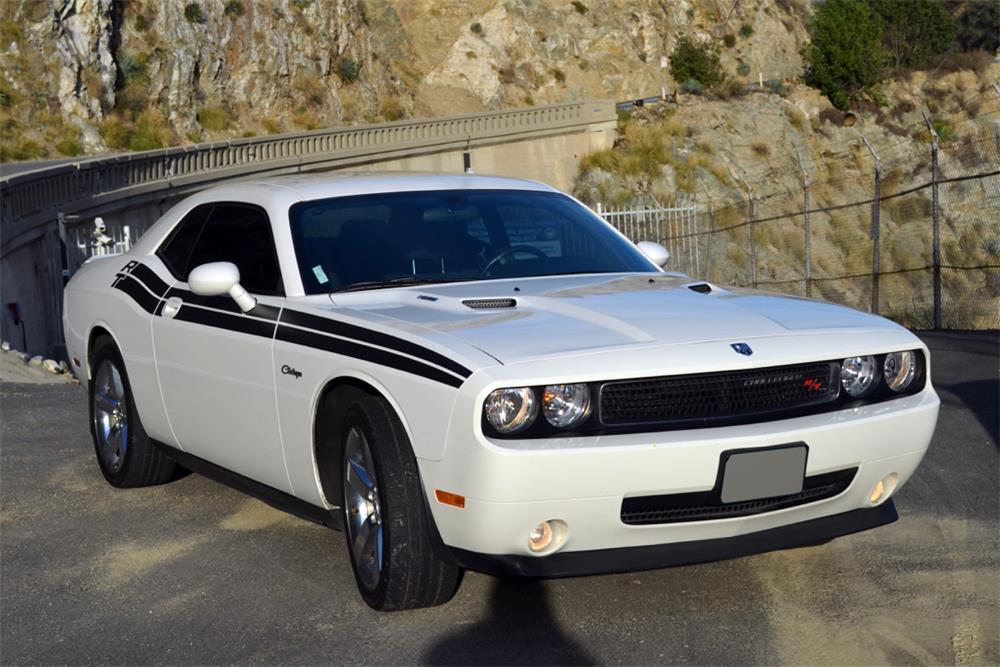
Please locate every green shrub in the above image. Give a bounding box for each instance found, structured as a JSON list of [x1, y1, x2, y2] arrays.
[[739, 22, 754, 37], [669, 35, 725, 89], [183, 3, 203, 23], [119, 53, 148, 84], [224, 0, 244, 18], [552, 68, 566, 83], [470, 22, 483, 35], [1, 138, 44, 162], [196, 106, 230, 131], [337, 57, 360, 83], [870, 0, 954, 69], [571, 1, 588, 14], [723, 33, 736, 48], [579, 123, 670, 181], [55, 126, 83, 156], [99, 114, 134, 150], [764, 78, 788, 95], [715, 79, 748, 99], [954, 2, 999, 52], [736, 62, 750, 77], [291, 0, 314, 8], [801, 0, 887, 110], [129, 109, 171, 151], [680, 78, 704, 94], [932, 118, 954, 142], [0, 78, 16, 108]]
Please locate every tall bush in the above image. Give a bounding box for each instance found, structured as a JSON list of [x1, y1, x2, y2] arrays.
[[870, 0, 955, 69], [801, 0, 887, 110], [669, 35, 724, 89]]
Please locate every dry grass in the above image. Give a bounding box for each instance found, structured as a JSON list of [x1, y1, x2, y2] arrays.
[[292, 108, 322, 130], [379, 98, 404, 121], [196, 106, 230, 132], [579, 123, 670, 181], [260, 116, 282, 134], [295, 72, 326, 105]]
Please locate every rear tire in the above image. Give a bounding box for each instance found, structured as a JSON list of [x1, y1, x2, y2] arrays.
[[332, 386, 462, 611], [89, 335, 176, 488]]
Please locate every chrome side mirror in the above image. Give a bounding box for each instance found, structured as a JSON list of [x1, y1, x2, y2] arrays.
[[637, 241, 670, 268], [188, 261, 257, 313]]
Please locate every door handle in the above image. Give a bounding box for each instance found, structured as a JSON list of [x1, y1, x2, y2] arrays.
[[161, 296, 183, 319]]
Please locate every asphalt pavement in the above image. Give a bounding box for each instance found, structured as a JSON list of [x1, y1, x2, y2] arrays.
[[1, 331, 996, 665]]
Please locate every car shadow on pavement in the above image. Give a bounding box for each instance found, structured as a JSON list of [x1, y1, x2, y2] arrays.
[[423, 578, 595, 666], [934, 378, 999, 447]]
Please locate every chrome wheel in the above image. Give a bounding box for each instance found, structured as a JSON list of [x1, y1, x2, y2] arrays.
[[93, 359, 129, 474], [344, 426, 383, 591]]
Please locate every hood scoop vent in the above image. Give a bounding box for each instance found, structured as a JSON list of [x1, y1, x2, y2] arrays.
[[463, 298, 517, 310], [687, 283, 712, 294]]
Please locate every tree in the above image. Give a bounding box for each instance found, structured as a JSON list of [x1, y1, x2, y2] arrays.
[[950, 1, 1000, 52], [669, 35, 724, 90], [801, 0, 887, 111], [870, 0, 955, 69]]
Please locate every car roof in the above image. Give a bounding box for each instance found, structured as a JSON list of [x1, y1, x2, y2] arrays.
[[211, 171, 561, 202]]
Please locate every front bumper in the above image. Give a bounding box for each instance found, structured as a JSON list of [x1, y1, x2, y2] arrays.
[[418, 386, 938, 565], [446, 501, 898, 578]]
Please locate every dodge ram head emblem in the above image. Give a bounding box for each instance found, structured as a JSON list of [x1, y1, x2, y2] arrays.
[[731, 342, 753, 356]]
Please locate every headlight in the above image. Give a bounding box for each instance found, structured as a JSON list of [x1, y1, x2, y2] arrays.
[[483, 387, 538, 434], [883, 351, 917, 391], [841, 355, 878, 397], [541, 384, 592, 428]]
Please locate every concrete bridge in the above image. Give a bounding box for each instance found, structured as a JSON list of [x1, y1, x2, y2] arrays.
[[0, 100, 616, 357]]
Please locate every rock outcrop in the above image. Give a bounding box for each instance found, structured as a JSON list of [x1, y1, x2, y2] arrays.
[[1, 0, 811, 152]]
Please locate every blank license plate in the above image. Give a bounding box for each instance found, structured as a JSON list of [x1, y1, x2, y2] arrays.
[[721, 445, 807, 504]]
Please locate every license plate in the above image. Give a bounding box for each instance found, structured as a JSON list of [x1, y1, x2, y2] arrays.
[[720, 445, 807, 503]]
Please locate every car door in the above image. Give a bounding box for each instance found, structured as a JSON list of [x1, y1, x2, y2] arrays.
[[151, 201, 292, 493]]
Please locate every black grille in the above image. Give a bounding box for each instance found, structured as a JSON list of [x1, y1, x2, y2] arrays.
[[621, 468, 857, 525], [599, 361, 840, 427]]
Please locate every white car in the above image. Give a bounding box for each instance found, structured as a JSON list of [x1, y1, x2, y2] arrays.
[[63, 173, 939, 610]]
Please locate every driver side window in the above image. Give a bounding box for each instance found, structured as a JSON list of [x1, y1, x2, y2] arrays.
[[157, 202, 284, 296]]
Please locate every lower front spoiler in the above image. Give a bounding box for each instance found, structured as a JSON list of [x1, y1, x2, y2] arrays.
[[446, 500, 898, 578]]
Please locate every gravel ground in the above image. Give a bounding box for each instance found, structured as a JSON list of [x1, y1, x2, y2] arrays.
[[0, 351, 77, 385], [1, 331, 996, 665]]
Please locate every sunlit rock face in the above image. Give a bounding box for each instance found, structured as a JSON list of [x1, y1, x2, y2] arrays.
[[2, 0, 811, 150]]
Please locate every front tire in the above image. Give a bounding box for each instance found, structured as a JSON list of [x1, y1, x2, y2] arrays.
[[335, 387, 462, 611], [89, 336, 176, 487]]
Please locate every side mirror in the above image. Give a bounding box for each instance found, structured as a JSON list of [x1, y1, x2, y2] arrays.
[[637, 241, 670, 268], [188, 261, 257, 313]]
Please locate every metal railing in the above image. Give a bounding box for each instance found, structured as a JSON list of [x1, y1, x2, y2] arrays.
[[596, 195, 700, 274], [597, 115, 1000, 330], [1, 99, 615, 255]]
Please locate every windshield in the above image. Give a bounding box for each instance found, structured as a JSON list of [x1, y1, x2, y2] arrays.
[[288, 189, 656, 294]]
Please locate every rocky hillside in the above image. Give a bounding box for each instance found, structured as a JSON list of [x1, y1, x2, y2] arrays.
[[1, 0, 812, 157]]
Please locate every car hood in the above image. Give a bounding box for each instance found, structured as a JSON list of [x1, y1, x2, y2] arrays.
[[327, 273, 901, 365]]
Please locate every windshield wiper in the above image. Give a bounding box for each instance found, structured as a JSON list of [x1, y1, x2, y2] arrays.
[[332, 276, 473, 293]]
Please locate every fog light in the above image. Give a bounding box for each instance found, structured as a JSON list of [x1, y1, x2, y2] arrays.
[[528, 521, 554, 552], [869, 473, 899, 505]]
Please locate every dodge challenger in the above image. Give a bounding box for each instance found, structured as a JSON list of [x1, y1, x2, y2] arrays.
[[62, 173, 939, 610]]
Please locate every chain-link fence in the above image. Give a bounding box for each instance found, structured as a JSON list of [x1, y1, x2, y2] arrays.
[[601, 113, 1000, 330]]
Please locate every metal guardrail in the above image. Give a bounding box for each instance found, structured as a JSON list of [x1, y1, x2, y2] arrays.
[[0, 99, 615, 256]]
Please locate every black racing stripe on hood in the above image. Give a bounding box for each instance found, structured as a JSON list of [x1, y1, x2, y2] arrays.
[[280, 308, 472, 379], [276, 325, 465, 388]]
